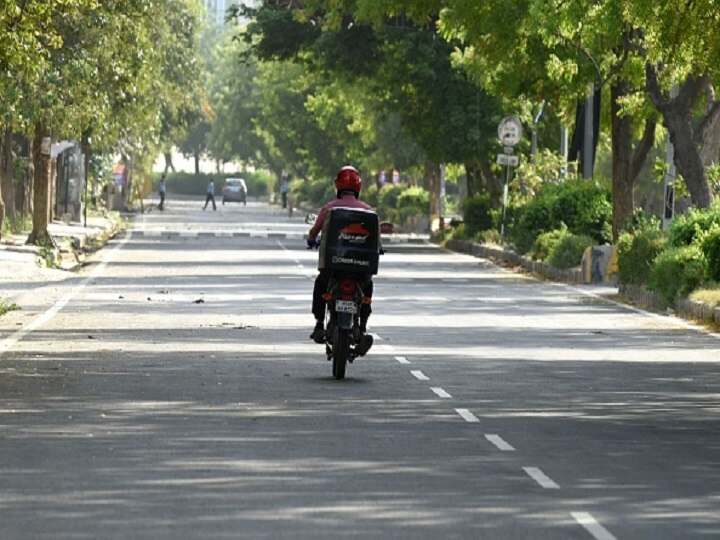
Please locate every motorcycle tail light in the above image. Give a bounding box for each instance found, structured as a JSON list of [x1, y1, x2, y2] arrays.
[[340, 279, 356, 300]]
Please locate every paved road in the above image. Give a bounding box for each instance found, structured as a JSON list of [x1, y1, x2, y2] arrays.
[[1, 200, 719, 539]]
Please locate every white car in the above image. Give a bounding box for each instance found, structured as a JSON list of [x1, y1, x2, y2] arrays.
[[222, 178, 247, 205]]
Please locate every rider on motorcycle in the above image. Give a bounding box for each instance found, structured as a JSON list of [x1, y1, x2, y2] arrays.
[[307, 166, 374, 344]]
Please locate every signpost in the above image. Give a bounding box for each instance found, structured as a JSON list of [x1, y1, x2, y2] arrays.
[[497, 116, 523, 240]]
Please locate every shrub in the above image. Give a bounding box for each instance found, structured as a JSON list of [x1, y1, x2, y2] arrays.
[[156, 171, 270, 197], [475, 229, 501, 245], [699, 225, 720, 282], [648, 245, 707, 306], [547, 231, 596, 269], [397, 186, 430, 214], [617, 228, 668, 285], [462, 194, 493, 237], [377, 184, 406, 221], [668, 203, 720, 247], [690, 287, 720, 308], [511, 178, 612, 254], [292, 178, 335, 208], [533, 225, 568, 261], [363, 183, 380, 209], [395, 186, 430, 227], [450, 223, 470, 240]]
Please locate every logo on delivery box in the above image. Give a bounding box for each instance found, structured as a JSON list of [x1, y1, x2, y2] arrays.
[[339, 222, 370, 244]]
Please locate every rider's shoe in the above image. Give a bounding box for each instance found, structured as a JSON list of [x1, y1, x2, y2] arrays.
[[310, 321, 325, 344], [355, 331, 373, 356]]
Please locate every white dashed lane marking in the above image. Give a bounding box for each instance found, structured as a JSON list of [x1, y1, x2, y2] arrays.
[[522, 467, 560, 489], [411, 370, 429, 381], [430, 387, 452, 398], [571, 512, 617, 540], [395, 356, 410, 364], [485, 434, 515, 451], [455, 408, 480, 423]]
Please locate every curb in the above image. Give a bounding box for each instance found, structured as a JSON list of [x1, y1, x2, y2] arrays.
[[445, 238, 583, 284]]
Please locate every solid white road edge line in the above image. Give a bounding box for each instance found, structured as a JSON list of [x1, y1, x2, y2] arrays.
[[430, 387, 452, 398], [0, 231, 132, 357], [566, 283, 720, 341], [455, 408, 480, 423], [411, 370, 429, 381], [571, 512, 617, 540], [522, 467, 560, 489], [485, 434, 515, 451]]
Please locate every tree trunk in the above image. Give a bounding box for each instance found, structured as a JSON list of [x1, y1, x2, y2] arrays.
[[423, 161, 440, 218], [697, 100, 720, 167], [27, 122, 54, 246], [194, 151, 200, 175], [2, 128, 15, 221], [479, 161, 503, 209], [23, 134, 34, 217], [610, 80, 657, 240], [163, 151, 175, 174], [464, 162, 482, 199], [0, 132, 5, 236], [646, 66, 714, 208]]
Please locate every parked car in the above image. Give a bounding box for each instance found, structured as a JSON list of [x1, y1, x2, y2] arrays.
[[222, 178, 247, 205]]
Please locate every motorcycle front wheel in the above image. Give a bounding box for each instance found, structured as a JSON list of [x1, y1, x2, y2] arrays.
[[332, 328, 350, 380]]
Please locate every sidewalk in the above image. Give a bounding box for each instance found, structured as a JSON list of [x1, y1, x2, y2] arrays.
[[0, 215, 124, 304]]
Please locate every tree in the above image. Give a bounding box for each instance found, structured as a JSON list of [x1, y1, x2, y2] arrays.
[[242, 2, 506, 209], [0, 0, 205, 245]]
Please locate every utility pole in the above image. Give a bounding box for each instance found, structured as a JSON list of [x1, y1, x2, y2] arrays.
[[663, 85, 679, 230], [583, 84, 594, 179]]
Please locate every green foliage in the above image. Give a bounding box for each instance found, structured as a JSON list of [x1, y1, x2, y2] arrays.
[[157, 171, 269, 197], [377, 184, 406, 222], [699, 225, 720, 282], [649, 245, 707, 306], [511, 178, 612, 254], [0, 299, 20, 317], [533, 225, 594, 268], [533, 225, 568, 261], [617, 228, 668, 286], [362, 183, 380, 209], [475, 228, 501, 245], [394, 186, 430, 225], [292, 177, 336, 208], [2, 213, 33, 235], [462, 194, 493, 237], [449, 223, 469, 240], [397, 186, 430, 214], [547, 232, 596, 269], [668, 203, 720, 247], [621, 208, 663, 235]]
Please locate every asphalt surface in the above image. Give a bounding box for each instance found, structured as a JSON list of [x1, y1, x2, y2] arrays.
[[1, 199, 719, 539]]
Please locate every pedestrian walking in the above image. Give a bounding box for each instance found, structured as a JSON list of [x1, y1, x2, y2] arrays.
[[280, 176, 289, 209], [158, 175, 166, 211], [203, 179, 217, 211]]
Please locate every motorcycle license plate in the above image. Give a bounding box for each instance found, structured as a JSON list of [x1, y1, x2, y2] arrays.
[[335, 300, 356, 313]]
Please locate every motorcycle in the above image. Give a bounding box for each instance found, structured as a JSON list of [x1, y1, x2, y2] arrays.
[[306, 209, 393, 380]]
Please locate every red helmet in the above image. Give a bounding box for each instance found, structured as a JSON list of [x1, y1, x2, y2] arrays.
[[335, 166, 362, 197]]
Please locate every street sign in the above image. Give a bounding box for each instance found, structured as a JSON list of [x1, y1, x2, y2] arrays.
[[497, 154, 519, 166], [498, 116, 523, 147]]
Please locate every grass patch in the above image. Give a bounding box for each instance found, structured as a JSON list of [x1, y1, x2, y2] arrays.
[[0, 299, 21, 316], [689, 287, 720, 308]]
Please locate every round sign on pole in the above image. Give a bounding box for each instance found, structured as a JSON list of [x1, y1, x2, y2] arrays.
[[498, 116, 523, 147]]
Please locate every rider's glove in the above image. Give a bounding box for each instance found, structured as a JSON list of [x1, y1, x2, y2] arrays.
[[306, 237, 316, 249]]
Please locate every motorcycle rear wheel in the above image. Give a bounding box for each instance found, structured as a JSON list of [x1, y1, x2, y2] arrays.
[[332, 328, 350, 380]]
